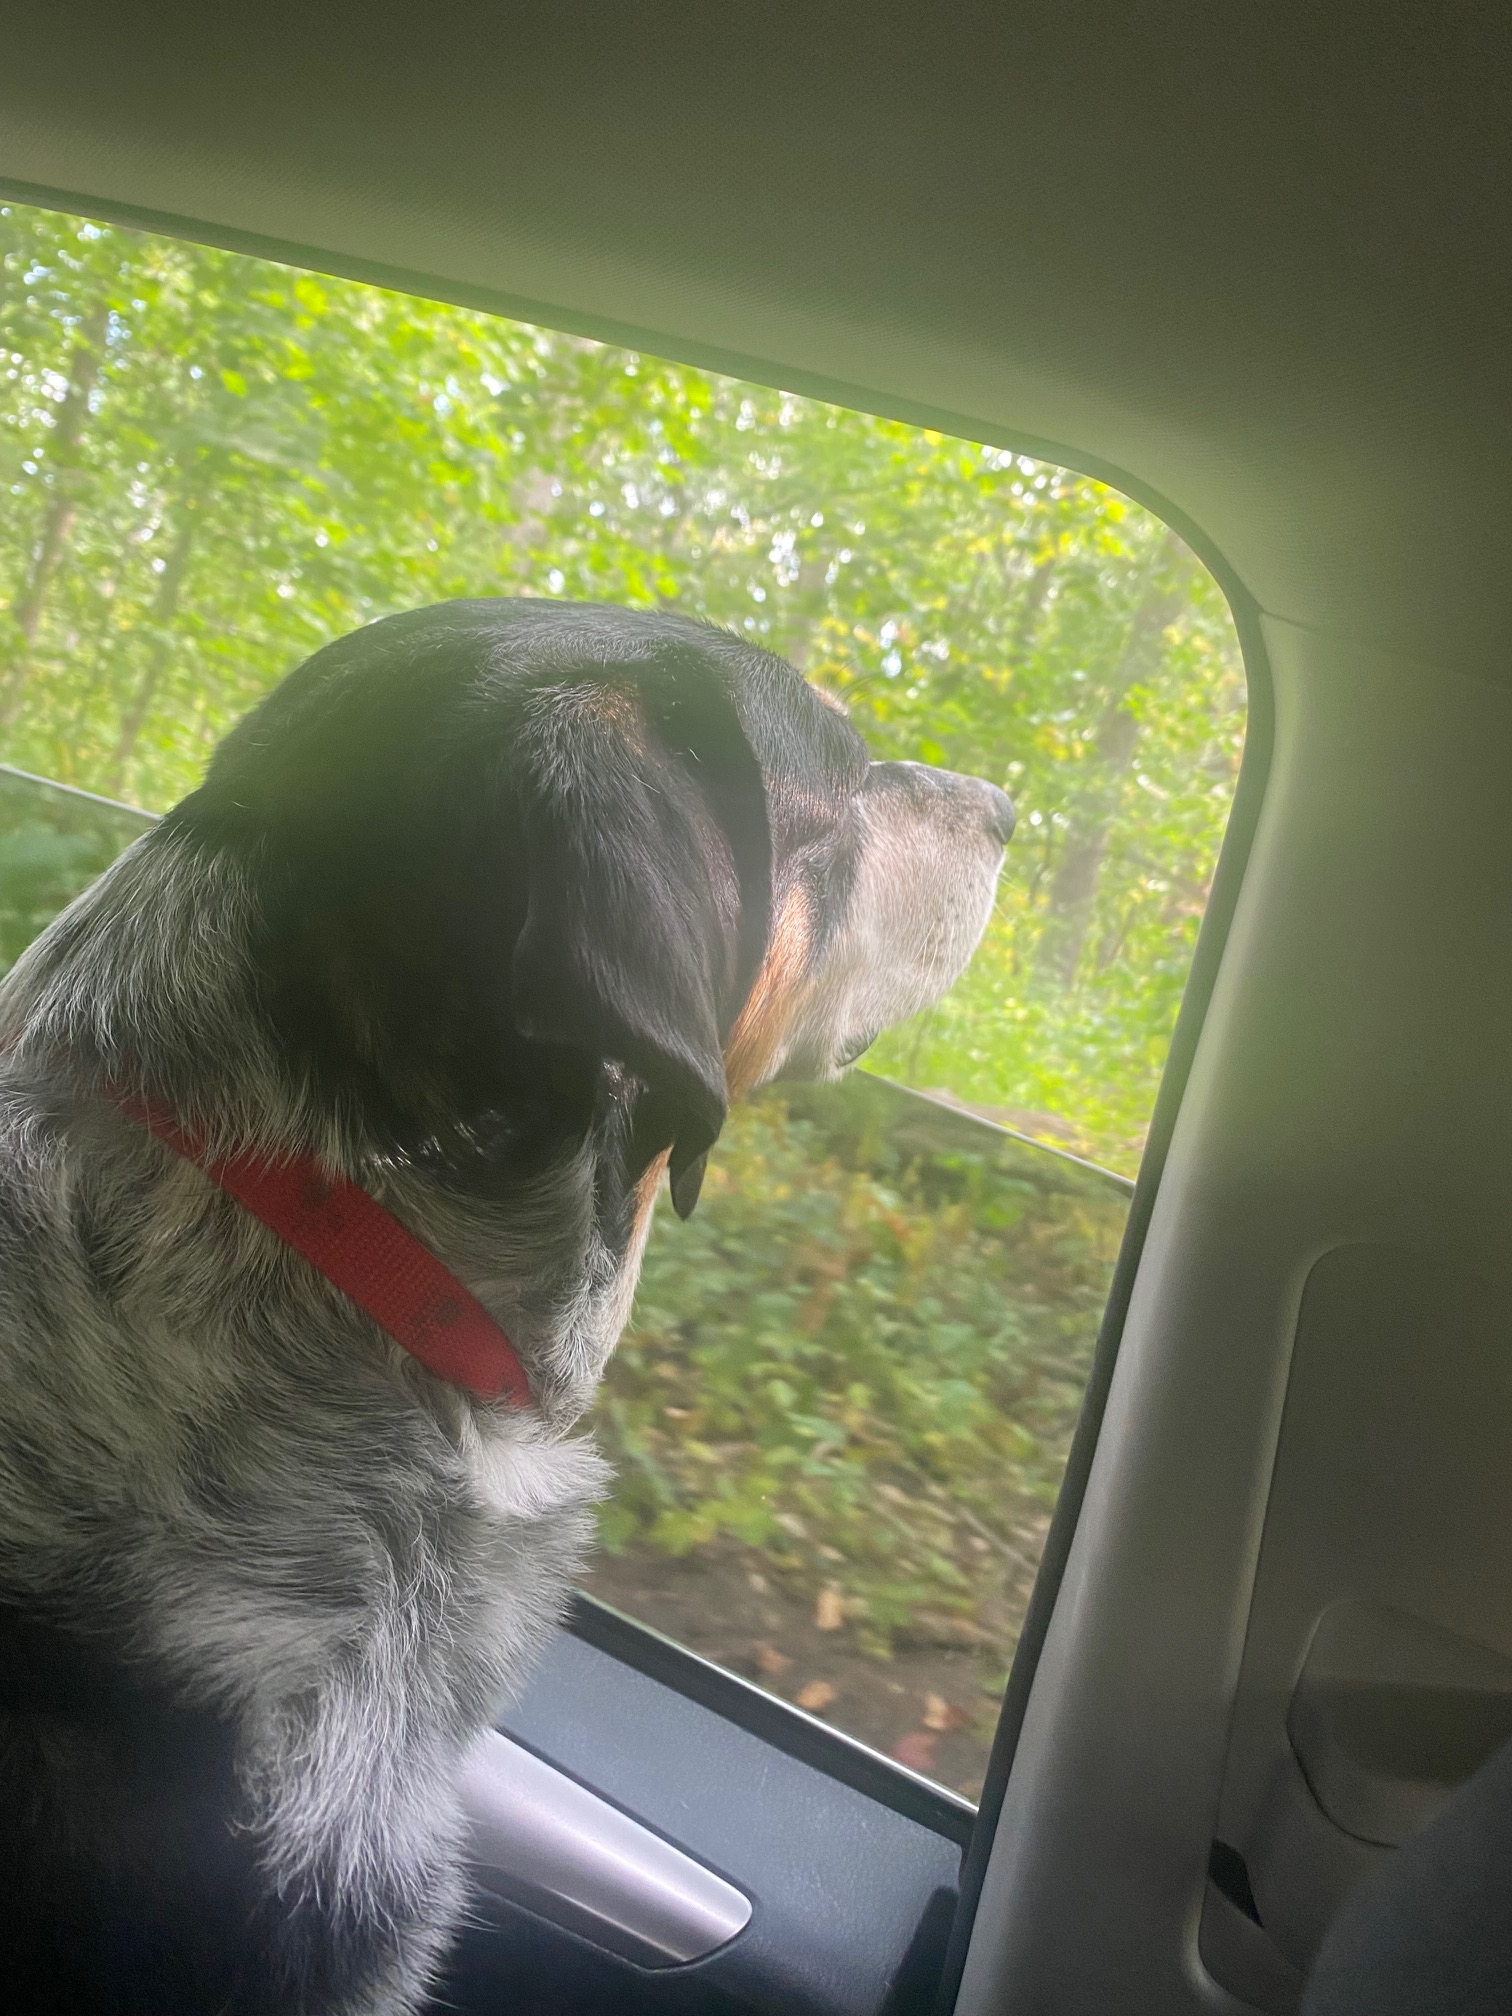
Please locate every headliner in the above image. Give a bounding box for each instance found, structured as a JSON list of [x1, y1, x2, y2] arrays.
[[3, 1, 1509, 672]]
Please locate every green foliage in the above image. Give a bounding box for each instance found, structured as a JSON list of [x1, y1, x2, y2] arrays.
[[598, 1083, 1125, 1654], [0, 771, 148, 970], [0, 201, 1244, 1173]]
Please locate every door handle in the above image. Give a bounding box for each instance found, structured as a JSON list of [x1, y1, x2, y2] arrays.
[[460, 1729, 753, 1967]]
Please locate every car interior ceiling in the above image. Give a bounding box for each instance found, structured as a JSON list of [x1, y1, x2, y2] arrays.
[[5, 4, 1512, 2012]]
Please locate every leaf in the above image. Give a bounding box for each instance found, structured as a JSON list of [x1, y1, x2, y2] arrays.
[[814, 1586, 846, 1632], [796, 1680, 838, 1712], [921, 1692, 969, 1732], [890, 1730, 939, 1773]]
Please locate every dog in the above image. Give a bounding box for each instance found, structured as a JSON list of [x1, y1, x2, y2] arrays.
[[0, 598, 1013, 2014]]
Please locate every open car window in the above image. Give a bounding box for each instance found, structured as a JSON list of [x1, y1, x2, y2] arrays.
[[0, 199, 1245, 1802]]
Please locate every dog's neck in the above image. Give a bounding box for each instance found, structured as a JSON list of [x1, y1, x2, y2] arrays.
[[0, 826, 660, 1427]]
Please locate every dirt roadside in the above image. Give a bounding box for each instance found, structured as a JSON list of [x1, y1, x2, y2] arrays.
[[580, 1532, 1042, 1802]]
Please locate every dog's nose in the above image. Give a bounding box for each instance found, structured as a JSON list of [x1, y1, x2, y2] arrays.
[[981, 782, 1016, 847]]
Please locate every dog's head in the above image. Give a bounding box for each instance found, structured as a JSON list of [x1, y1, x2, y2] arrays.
[[174, 601, 1011, 1216]]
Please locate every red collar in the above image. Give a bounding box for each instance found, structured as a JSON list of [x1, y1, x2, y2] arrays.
[[121, 1097, 532, 1407]]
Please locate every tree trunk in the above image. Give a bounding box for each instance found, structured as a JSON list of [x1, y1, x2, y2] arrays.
[[1034, 530, 1191, 989], [101, 510, 197, 796], [0, 302, 110, 726]]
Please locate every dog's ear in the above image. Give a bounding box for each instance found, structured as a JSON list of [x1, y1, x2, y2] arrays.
[[509, 653, 770, 1216]]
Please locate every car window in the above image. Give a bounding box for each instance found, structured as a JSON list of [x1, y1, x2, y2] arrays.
[[0, 201, 1245, 1798]]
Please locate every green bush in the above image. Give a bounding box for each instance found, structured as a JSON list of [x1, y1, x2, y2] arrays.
[[595, 1081, 1127, 1655]]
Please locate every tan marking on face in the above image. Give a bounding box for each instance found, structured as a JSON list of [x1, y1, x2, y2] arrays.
[[724, 887, 814, 1099], [631, 1147, 671, 1246]]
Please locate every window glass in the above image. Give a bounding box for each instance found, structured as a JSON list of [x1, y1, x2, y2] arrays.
[[0, 203, 1245, 1797]]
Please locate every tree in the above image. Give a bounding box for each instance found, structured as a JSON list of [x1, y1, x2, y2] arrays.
[[1033, 527, 1194, 988], [0, 201, 1245, 1172]]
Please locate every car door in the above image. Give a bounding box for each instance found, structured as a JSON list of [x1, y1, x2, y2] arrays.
[[8, 6, 1512, 2013]]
